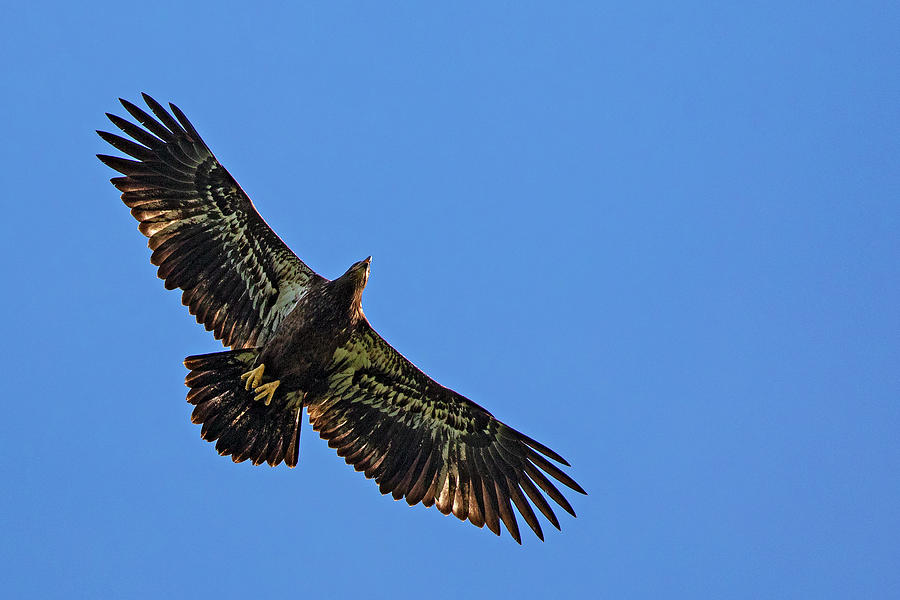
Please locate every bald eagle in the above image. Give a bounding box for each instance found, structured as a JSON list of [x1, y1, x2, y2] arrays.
[[97, 94, 585, 543]]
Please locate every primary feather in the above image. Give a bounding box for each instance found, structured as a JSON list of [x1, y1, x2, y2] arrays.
[[98, 93, 322, 348]]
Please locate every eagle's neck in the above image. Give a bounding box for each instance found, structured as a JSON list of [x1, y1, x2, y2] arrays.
[[348, 284, 365, 320], [330, 267, 367, 322]]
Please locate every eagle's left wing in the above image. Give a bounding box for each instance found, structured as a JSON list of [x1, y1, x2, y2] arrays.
[[307, 321, 586, 543]]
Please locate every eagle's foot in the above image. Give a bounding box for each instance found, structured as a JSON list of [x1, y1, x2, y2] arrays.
[[240, 364, 265, 390], [253, 380, 280, 406]]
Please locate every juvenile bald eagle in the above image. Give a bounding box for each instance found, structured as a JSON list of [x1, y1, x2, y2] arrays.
[[98, 94, 585, 543]]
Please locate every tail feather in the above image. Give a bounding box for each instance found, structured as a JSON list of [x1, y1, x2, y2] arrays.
[[184, 349, 302, 467]]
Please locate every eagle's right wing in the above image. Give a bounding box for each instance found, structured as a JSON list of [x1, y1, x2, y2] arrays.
[[98, 94, 325, 349]]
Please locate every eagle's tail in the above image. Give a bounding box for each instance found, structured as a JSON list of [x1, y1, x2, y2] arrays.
[[183, 349, 302, 467]]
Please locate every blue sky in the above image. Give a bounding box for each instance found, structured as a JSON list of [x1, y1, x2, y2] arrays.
[[2, 2, 898, 598]]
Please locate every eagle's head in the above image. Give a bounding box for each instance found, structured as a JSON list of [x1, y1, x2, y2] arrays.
[[338, 256, 371, 315], [346, 256, 371, 289]]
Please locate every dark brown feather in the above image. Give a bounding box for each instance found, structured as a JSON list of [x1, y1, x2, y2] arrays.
[[98, 94, 324, 349], [519, 475, 560, 530], [96, 130, 156, 161], [524, 461, 577, 518], [106, 112, 163, 148], [404, 449, 436, 506], [507, 476, 544, 541], [304, 320, 584, 541], [494, 479, 521, 544], [142, 92, 188, 136], [120, 98, 176, 141]]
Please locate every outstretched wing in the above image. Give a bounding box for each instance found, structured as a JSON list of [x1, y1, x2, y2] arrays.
[[307, 321, 586, 543], [97, 94, 324, 349]]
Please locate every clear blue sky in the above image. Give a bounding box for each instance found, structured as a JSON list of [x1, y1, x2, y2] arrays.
[[2, 2, 897, 598]]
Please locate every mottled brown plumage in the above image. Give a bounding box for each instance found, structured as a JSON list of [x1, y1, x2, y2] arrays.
[[99, 94, 585, 543]]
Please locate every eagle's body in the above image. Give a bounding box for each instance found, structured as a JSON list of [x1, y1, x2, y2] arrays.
[[261, 260, 367, 392], [99, 94, 585, 543]]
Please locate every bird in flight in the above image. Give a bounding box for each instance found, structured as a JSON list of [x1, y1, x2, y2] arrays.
[[97, 94, 585, 543]]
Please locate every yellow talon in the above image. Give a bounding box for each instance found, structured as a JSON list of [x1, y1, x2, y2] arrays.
[[240, 364, 265, 390], [240, 364, 279, 404], [253, 380, 280, 406]]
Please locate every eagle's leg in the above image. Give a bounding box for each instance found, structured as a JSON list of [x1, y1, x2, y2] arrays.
[[240, 364, 281, 405], [253, 380, 280, 406], [240, 364, 265, 390]]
